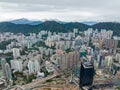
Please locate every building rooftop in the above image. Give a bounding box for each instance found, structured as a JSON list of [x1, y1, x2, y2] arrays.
[[83, 62, 93, 68]]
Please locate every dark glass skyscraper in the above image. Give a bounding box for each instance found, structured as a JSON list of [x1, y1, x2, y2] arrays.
[[79, 62, 94, 90]]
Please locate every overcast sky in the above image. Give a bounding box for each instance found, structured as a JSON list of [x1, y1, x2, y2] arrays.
[[0, 0, 120, 22]]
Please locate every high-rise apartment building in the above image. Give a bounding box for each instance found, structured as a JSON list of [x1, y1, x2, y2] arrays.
[[13, 48, 20, 58], [1, 58, 6, 76], [28, 60, 40, 74], [56, 51, 80, 71], [104, 39, 118, 49], [79, 62, 94, 90], [5, 63, 12, 80], [10, 60, 23, 72]]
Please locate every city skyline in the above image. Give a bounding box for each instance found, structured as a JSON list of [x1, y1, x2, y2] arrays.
[[0, 0, 120, 22], [1, 0, 120, 90], [0, 27, 120, 89]]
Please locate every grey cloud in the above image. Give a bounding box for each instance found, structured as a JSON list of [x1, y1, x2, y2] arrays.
[[0, 2, 69, 12], [0, 0, 120, 21]]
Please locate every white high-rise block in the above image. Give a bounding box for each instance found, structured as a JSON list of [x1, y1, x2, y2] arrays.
[[13, 48, 20, 58], [10, 60, 23, 72]]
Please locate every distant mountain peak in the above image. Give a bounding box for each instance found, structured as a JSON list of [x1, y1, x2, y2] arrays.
[[9, 18, 98, 25], [11, 18, 29, 22], [10, 18, 42, 25]]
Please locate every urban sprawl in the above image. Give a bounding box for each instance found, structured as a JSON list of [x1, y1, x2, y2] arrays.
[[0, 28, 120, 90]]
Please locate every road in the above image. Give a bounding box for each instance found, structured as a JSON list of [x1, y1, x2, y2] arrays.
[[22, 72, 60, 90]]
